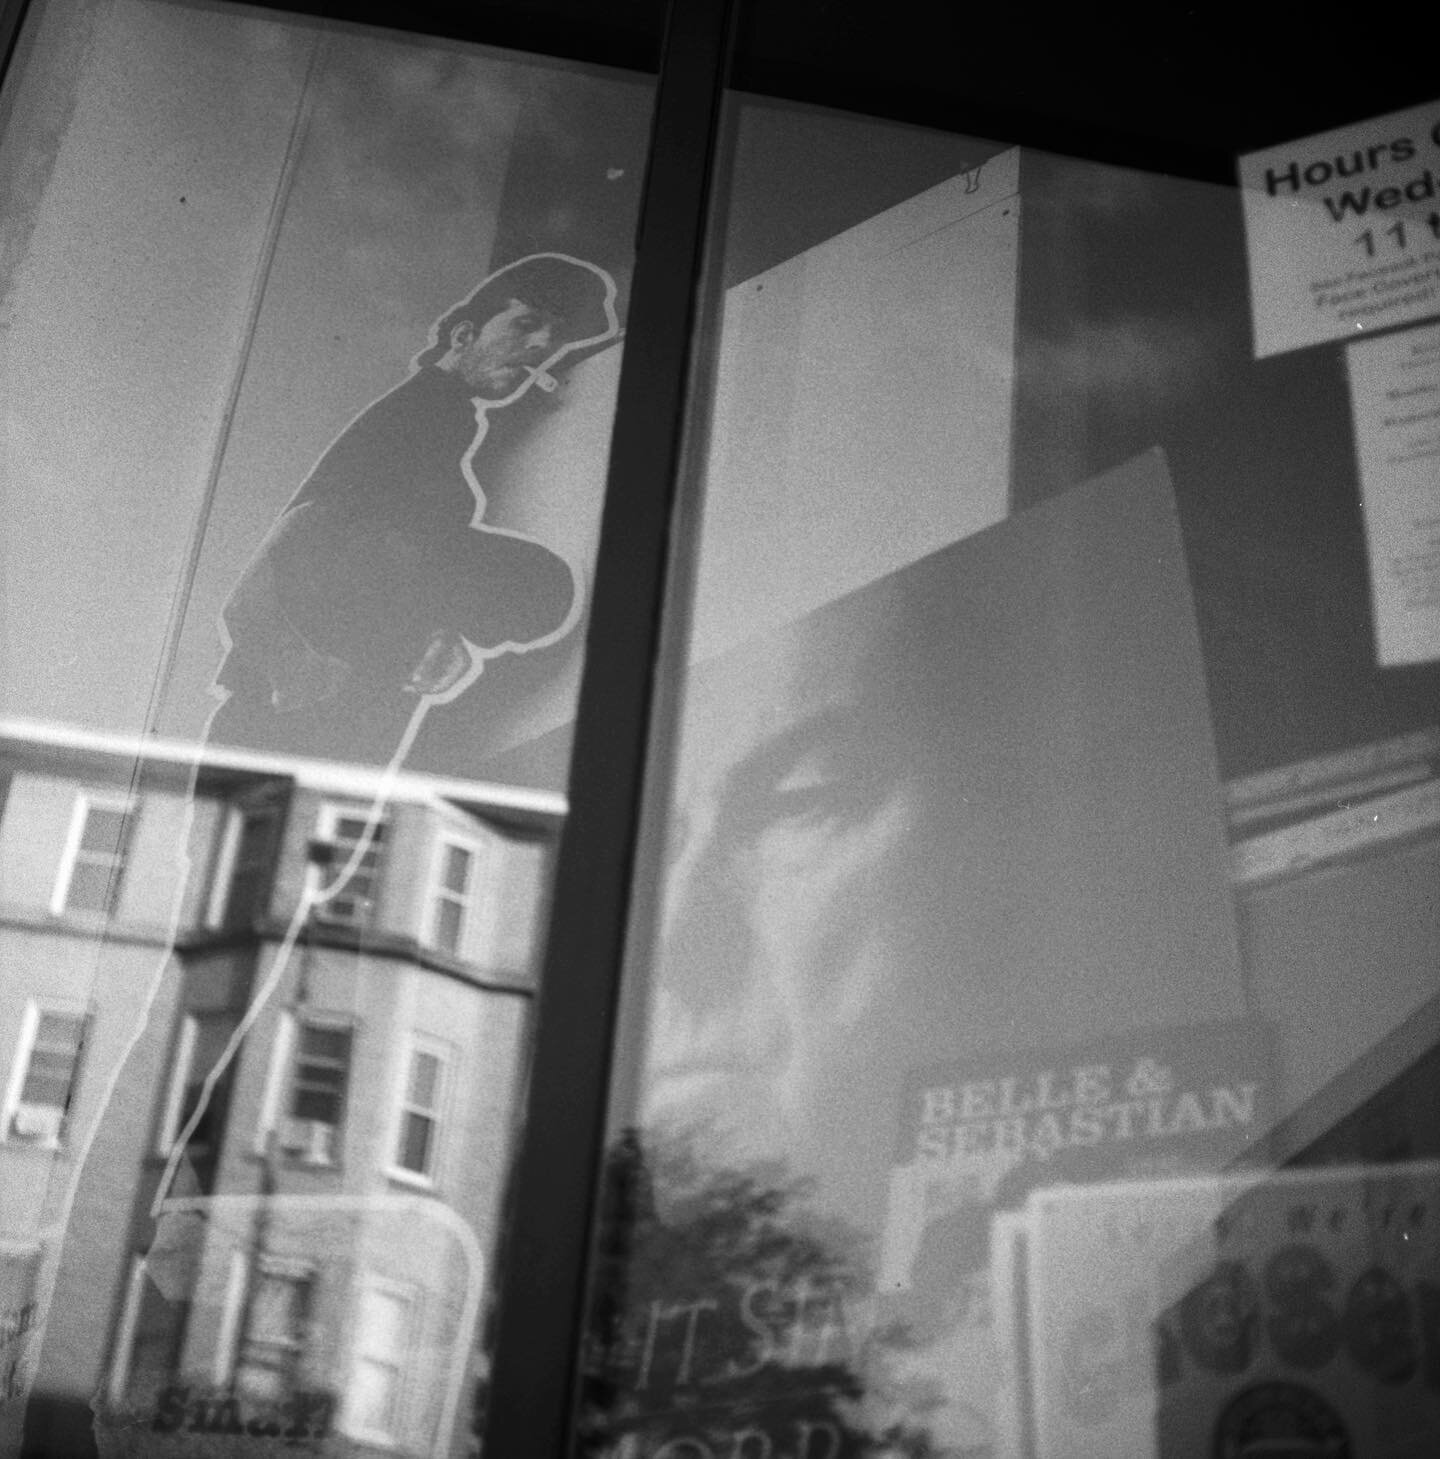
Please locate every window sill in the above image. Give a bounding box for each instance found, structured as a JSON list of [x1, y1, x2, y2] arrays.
[[243, 1148, 346, 1176], [0, 1138, 65, 1155], [383, 1166, 437, 1193], [340, 1423, 402, 1451], [280, 1155, 344, 1174]]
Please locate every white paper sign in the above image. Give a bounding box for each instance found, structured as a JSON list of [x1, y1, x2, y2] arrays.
[[693, 151, 1019, 663], [1348, 320, 1440, 664], [1240, 100, 1440, 357], [1021, 1177, 1222, 1459], [1020, 1165, 1440, 1459]]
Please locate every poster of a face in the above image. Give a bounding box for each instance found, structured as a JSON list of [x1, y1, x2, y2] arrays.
[[605, 451, 1250, 1454], [645, 450, 1245, 1223]]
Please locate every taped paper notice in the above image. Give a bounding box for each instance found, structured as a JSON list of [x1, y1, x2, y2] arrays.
[[1348, 319, 1440, 664], [1239, 99, 1440, 358], [1018, 1165, 1440, 1459]]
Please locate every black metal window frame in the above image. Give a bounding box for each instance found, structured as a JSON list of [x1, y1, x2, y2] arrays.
[[481, 5, 737, 1452]]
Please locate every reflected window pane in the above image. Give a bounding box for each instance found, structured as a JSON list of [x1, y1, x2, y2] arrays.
[[289, 1023, 351, 1130], [20, 1014, 87, 1113], [395, 1046, 445, 1179]]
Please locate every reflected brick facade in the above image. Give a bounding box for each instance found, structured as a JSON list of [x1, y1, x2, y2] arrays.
[[0, 725, 559, 1457]]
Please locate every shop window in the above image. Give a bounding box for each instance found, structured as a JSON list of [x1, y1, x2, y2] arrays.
[[278, 1021, 352, 1167], [53, 793, 133, 916], [391, 1042, 447, 1183], [311, 806, 386, 929], [4, 1004, 89, 1147]]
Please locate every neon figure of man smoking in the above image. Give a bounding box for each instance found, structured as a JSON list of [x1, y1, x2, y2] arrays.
[[208, 252, 619, 769]]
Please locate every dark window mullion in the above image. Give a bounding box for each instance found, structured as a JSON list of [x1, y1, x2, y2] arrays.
[[481, 0, 735, 1454], [0, 0, 28, 85]]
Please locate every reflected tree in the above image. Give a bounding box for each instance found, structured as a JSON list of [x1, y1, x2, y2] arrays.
[[577, 1127, 946, 1459]]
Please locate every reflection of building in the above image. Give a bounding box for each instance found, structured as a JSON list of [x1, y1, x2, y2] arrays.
[[0, 723, 560, 1456]]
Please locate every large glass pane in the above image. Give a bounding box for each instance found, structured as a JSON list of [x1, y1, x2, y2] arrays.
[[0, 0, 653, 1452], [579, 72, 1440, 1459]]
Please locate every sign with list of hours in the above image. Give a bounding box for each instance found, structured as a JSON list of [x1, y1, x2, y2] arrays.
[[1239, 99, 1440, 358]]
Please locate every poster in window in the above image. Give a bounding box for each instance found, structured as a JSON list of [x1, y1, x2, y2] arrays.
[[595, 450, 1247, 1455]]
